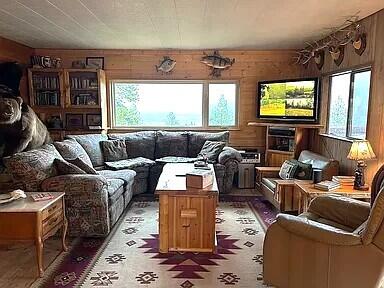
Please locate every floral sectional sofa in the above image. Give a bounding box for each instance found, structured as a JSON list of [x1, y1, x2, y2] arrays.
[[4, 131, 242, 237]]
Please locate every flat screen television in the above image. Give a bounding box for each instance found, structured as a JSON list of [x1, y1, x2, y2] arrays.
[[257, 78, 319, 122]]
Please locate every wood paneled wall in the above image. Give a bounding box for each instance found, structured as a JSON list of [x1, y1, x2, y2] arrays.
[[34, 48, 303, 148], [305, 9, 384, 184], [0, 36, 33, 101]]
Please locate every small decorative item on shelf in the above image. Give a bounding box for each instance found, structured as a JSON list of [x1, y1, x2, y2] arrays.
[[347, 140, 376, 190], [31, 55, 62, 68], [86, 57, 104, 69], [46, 115, 63, 129], [66, 113, 84, 130], [71, 60, 86, 69], [155, 56, 176, 74], [86, 114, 102, 129]]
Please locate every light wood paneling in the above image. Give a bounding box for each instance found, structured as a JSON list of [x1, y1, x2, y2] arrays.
[[0, 36, 33, 102], [34, 48, 304, 148], [304, 9, 384, 185]]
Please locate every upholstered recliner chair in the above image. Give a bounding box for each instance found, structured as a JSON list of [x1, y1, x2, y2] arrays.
[[263, 164, 384, 288]]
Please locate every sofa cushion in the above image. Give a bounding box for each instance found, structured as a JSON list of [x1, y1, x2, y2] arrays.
[[98, 169, 136, 186], [68, 158, 98, 175], [262, 177, 278, 192], [279, 160, 298, 179], [104, 157, 155, 171], [106, 178, 125, 205], [54, 139, 93, 168], [54, 158, 86, 175], [4, 144, 62, 191], [101, 140, 128, 162], [156, 156, 199, 163], [198, 140, 226, 163], [155, 131, 189, 159], [66, 134, 108, 167], [108, 131, 156, 160], [188, 131, 229, 157], [298, 150, 331, 170]]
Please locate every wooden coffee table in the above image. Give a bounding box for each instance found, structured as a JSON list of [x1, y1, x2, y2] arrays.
[[295, 180, 371, 213], [0, 192, 67, 277], [155, 163, 218, 253]]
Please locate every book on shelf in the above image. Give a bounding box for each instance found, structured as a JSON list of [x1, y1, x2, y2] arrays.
[[70, 77, 98, 89], [31, 192, 54, 202], [314, 180, 341, 191], [35, 91, 60, 106], [33, 75, 59, 90]]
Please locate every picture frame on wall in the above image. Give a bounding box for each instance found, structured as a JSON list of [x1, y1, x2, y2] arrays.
[[86, 57, 104, 69], [86, 113, 102, 127], [66, 113, 84, 130]]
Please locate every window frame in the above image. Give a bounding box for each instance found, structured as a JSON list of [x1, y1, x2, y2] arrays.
[[326, 67, 372, 140], [109, 79, 240, 130]]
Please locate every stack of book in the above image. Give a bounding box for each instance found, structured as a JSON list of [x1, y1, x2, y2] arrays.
[[332, 176, 355, 188], [314, 180, 341, 191]]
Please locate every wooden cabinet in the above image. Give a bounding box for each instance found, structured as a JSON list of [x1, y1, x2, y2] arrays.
[[159, 194, 217, 253], [28, 68, 107, 140]]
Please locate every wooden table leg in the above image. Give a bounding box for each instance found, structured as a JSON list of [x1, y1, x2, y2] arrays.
[[159, 195, 169, 253], [35, 212, 44, 277], [62, 199, 68, 252]]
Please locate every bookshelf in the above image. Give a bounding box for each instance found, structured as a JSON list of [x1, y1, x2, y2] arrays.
[[28, 68, 107, 141]]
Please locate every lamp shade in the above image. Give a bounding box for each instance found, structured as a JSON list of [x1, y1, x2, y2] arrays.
[[347, 140, 376, 161]]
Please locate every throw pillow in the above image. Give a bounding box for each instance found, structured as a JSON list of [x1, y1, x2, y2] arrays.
[[54, 139, 93, 168], [198, 140, 226, 163], [68, 157, 98, 175], [54, 158, 86, 175], [290, 159, 313, 180], [105, 157, 156, 170], [101, 140, 128, 162], [279, 160, 298, 180]]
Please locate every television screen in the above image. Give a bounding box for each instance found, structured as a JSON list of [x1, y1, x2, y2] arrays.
[[257, 78, 319, 121]]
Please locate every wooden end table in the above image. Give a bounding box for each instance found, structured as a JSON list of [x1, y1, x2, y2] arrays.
[[295, 180, 371, 213], [0, 192, 67, 277], [155, 163, 218, 253]]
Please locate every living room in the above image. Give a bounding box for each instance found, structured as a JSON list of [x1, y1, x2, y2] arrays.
[[0, 1, 384, 288]]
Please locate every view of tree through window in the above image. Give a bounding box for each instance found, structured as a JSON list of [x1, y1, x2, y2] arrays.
[[328, 69, 371, 139], [112, 81, 238, 128], [209, 83, 236, 126]]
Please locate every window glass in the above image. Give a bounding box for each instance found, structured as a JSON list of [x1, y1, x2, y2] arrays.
[[113, 83, 203, 127], [350, 70, 371, 139], [208, 83, 237, 126], [328, 73, 351, 137]]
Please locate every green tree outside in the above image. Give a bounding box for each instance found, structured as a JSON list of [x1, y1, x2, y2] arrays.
[[165, 112, 179, 126], [210, 94, 234, 126], [114, 84, 141, 126]]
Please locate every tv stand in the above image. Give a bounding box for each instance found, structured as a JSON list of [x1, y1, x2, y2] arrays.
[[248, 122, 323, 166]]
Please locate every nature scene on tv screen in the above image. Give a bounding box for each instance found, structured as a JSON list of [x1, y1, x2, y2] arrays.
[[259, 80, 315, 117]]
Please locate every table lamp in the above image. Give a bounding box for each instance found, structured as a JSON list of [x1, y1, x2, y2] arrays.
[[347, 140, 376, 190]]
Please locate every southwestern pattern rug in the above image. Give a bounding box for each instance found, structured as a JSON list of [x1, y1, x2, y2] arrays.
[[34, 195, 277, 288]]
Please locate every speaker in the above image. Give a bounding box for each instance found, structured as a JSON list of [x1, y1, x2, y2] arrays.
[[313, 169, 322, 184]]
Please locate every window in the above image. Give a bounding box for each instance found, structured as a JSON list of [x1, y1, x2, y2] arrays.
[[111, 81, 238, 128], [327, 69, 371, 139]]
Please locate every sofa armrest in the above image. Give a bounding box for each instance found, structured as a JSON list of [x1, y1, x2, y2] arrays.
[[218, 147, 242, 165], [41, 175, 110, 237], [275, 213, 362, 246], [308, 194, 370, 230]]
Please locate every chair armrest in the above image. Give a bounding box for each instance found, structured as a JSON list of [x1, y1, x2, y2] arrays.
[[275, 213, 362, 246], [218, 147, 242, 165], [41, 174, 110, 237], [256, 166, 281, 178], [308, 194, 370, 230], [41, 174, 108, 197]]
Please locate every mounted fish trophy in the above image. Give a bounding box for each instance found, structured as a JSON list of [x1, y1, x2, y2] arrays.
[[329, 45, 344, 66], [155, 56, 176, 74], [201, 50, 235, 77]]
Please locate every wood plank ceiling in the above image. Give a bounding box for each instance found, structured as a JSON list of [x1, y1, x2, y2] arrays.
[[0, 0, 382, 49]]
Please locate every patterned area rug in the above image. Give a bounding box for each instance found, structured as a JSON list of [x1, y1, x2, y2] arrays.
[[34, 195, 277, 288]]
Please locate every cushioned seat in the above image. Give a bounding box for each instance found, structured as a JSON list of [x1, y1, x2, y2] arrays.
[[262, 177, 278, 191], [106, 178, 125, 205], [98, 169, 136, 186]]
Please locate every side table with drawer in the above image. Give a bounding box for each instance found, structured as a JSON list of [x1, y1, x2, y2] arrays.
[[0, 192, 67, 277]]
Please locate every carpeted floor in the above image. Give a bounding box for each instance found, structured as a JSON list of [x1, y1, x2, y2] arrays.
[[31, 195, 277, 288]]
